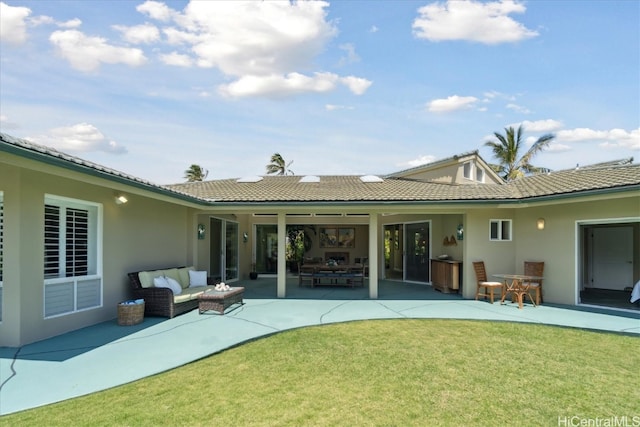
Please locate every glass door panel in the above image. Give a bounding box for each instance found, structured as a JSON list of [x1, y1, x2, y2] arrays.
[[404, 222, 430, 283], [225, 222, 239, 281], [209, 218, 222, 280], [256, 225, 278, 274]]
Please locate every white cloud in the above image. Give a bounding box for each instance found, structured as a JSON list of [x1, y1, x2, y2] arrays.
[[518, 119, 564, 132], [30, 15, 55, 26], [0, 2, 31, 45], [340, 76, 372, 95], [29, 123, 127, 154], [325, 104, 354, 111], [338, 43, 360, 65], [402, 155, 438, 168], [557, 127, 639, 150], [160, 51, 193, 67], [546, 143, 572, 152], [428, 95, 478, 113], [369, 25, 379, 33], [58, 18, 81, 29], [137, 0, 175, 22], [219, 72, 338, 98], [113, 23, 160, 44], [162, 27, 200, 45], [181, 1, 337, 75], [49, 30, 147, 72], [506, 103, 531, 114], [413, 0, 538, 44], [139, 1, 370, 98]]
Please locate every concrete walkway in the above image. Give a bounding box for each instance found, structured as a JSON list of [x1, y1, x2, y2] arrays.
[[1, 279, 639, 415]]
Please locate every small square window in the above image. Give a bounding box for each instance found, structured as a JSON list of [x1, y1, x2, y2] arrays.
[[490, 219, 512, 241]]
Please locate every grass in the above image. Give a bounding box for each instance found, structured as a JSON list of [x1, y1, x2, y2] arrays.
[[3, 319, 639, 426]]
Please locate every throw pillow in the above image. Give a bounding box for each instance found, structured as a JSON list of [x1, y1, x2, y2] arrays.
[[153, 276, 182, 295], [165, 277, 182, 295], [153, 276, 169, 287], [189, 270, 208, 287]]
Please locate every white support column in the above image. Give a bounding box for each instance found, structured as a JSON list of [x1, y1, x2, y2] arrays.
[[368, 213, 379, 299], [277, 213, 287, 298]]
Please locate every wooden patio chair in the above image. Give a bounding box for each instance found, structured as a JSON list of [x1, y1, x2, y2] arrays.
[[298, 265, 316, 287], [524, 261, 545, 305], [473, 261, 504, 304]]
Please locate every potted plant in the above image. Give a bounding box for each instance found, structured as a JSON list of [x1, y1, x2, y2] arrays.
[[286, 228, 305, 273], [249, 257, 258, 280]]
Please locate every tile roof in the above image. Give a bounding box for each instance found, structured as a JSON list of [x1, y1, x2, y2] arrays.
[[509, 164, 640, 200], [166, 164, 640, 204], [3, 132, 639, 206]]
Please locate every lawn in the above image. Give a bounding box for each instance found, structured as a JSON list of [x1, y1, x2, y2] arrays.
[[3, 319, 639, 426]]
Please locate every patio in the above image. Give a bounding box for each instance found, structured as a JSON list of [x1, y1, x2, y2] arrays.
[[1, 278, 638, 416]]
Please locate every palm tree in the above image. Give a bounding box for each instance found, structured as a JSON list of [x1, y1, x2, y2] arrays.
[[266, 153, 294, 175], [484, 125, 555, 181], [184, 164, 208, 182]]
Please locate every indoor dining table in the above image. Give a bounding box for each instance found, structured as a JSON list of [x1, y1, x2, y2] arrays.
[[494, 273, 544, 309]]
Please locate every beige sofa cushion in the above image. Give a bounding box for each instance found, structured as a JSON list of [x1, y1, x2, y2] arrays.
[[177, 266, 195, 289], [138, 270, 165, 288], [173, 285, 215, 303]]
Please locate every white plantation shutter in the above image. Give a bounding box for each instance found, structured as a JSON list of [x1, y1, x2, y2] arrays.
[[65, 208, 89, 277], [43, 196, 102, 317], [44, 204, 61, 278]]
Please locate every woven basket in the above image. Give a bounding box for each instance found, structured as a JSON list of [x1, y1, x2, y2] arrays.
[[117, 302, 145, 326]]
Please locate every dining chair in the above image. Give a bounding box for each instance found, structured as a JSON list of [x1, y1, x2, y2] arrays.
[[524, 261, 545, 305], [298, 265, 316, 287], [473, 261, 504, 304]]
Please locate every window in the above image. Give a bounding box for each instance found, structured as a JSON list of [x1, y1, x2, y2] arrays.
[[463, 162, 472, 179], [490, 219, 512, 241], [44, 195, 102, 318], [475, 167, 485, 183]]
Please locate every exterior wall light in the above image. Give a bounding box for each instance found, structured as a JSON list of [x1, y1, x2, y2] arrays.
[[115, 195, 128, 205], [537, 218, 545, 230]]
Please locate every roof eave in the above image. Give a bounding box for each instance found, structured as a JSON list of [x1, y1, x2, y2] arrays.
[[1, 140, 208, 206]]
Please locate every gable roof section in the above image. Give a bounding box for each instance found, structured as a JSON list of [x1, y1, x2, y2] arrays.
[[2, 132, 639, 206], [385, 150, 504, 183]]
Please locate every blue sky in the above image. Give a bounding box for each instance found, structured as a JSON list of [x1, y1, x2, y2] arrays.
[[1, 0, 638, 184]]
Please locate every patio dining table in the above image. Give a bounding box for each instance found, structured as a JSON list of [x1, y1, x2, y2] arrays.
[[494, 273, 544, 309]]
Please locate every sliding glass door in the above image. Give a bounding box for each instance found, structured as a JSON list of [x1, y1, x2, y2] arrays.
[[210, 217, 239, 282]]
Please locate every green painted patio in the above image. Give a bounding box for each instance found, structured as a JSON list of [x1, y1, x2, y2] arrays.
[[1, 278, 638, 415]]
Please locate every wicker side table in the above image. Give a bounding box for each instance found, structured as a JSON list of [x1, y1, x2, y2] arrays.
[[198, 287, 245, 315], [117, 302, 145, 326]]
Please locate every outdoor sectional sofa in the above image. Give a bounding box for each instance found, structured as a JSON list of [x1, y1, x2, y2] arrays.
[[128, 266, 218, 318]]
